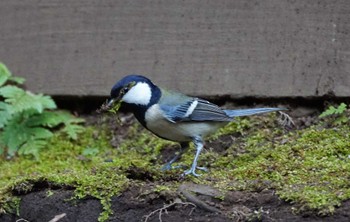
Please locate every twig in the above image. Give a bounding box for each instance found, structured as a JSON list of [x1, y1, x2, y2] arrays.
[[48, 213, 66, 222], [178, 184, 222, 214], [143, 201, 196, 222]]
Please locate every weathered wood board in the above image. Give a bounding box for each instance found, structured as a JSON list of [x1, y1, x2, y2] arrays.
[[0, 1, 349, 97]]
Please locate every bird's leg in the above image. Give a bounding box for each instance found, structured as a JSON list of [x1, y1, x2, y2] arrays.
[[162, 142, 189, 171], [183, 137, 206, 177]]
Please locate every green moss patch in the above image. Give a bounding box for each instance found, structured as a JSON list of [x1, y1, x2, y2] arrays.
[[1, 112, 350, 220]]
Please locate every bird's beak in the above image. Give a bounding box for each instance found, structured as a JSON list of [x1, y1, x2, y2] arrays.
[[107, 95, 120, 107], [107, 98, 116, 108], [106, 93, 123, 109], [99, 94, 123, 114]]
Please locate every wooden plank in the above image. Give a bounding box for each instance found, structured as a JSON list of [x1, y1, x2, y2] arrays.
[[0, 0, 349, 97]]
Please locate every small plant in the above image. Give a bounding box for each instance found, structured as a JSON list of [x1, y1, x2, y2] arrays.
[[319, 103, 349, 125], [0, 63, 85, 158]]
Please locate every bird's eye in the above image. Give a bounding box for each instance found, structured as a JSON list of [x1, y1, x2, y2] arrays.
[[121, 82, 136, 95], [121, 86, 130, 95]]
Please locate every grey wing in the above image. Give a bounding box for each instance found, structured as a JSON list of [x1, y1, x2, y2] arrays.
[[160, 98, 233, 122]]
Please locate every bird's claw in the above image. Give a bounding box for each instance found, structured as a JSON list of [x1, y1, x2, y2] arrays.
[[196, 166, 208, 172], [182, 169, 201, 177], [182, 166, 208, 177], [161, 163, 172, 171], [163, 163, 208, 177]]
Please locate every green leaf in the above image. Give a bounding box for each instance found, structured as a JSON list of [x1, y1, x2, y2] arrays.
[[62, 124, 85, 140], [1, 109, 85, 157], [0, 62, 86, 157], [18, 139, 48, 160], [319, 103, 347, 118], [1, 113, 53, 157], [0, 63, 11, 87], [28, 127, 54, 139], [0, 85, 56, 114], [51, 110, 85, 140], [0, 63, 25, 85], [0, 85, 23, 98], [1, 115, 29, 156], [28, 110, 85, 138], [26, 111, 66, 128], [319, 106, 336, 118], [57, 111, 85, 125], [9, 76, 25, 84], [335, 103, 347, 114], [0, 102, 12, 128]]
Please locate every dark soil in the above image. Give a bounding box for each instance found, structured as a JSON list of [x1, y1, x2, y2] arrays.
[[2, 183, 350, 222], [2, 107, 350, 222]]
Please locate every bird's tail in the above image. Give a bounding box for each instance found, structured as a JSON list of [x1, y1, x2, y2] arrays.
[[224, 107, 287, 117]]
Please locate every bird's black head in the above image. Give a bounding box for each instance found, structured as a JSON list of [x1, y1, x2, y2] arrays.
[[108, 74, 161, 110]]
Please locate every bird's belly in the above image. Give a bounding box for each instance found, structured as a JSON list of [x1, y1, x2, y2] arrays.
[[145, 105, 226, 142]]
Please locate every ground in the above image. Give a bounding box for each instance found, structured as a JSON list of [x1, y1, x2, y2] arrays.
[[3, 184, 350, 222], [1, 103, 350, 222]]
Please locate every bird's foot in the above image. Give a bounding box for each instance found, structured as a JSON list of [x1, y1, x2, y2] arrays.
[[182, 166, 208, 177], [161, 163, 184, 171], [196, 166, 208, 172], [161, 163, 172, 171]]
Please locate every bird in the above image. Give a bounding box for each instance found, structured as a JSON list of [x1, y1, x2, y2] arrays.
[[105, 75, 286, 176]]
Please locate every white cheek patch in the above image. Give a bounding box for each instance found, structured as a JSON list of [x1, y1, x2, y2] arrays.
[[122, 82, 152, 105]]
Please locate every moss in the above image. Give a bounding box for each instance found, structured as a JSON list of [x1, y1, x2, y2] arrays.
[[203, 116, 350, 215], [170, 113, 350, 214], [0, 127, 130, 221], [1, 112, 350, 219], [209, 117, 253, 140], [0, 120, 177, 221], [0, 196, 20, 215]]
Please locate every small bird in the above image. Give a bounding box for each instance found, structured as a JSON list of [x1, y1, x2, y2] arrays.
[[105, 75, 285, 176]]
